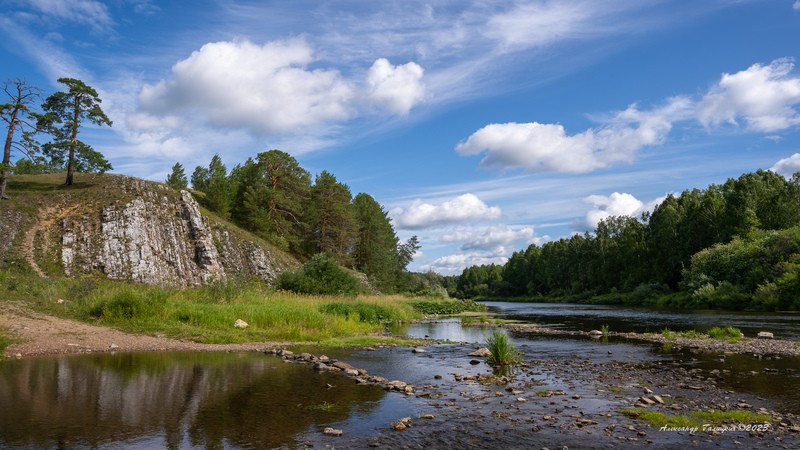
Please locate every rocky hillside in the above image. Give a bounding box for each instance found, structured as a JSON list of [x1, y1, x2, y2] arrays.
[[0, 173, 298, 286]]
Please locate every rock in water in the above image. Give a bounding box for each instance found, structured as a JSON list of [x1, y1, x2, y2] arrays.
[[233, 319, 248, 329], [757, 331, 774, 339], [469, 347, 491, 357], [588, 330, 603, 336], [323, 427, 343, 436]]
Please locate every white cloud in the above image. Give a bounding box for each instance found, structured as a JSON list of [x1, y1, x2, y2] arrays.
[[794, 1, 800, 11], [366, 58, 426, 115], [441, 225, 535, 250], [484, 1, 593, 50], [697, 58, 800, 132], [770, 153, 800, 178], [134, 39, 426, 144], [419, 247, 510, 275], [392, 193, 502, 229], [456, 98, 691, 173], [582, 192, 664, 229], [23, 0, 113, 32], [137, 39, 354, 136]]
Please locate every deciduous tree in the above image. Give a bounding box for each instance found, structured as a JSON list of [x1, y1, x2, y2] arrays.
[[1, 79, 48, 199]]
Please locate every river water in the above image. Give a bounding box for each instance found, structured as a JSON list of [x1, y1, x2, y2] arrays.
[[1, 302, 798, 449]]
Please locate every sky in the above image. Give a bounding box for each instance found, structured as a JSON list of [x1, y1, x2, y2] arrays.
[[2, 0, 800, 275]]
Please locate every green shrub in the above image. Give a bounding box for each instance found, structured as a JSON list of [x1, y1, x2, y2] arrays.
[[486, 330, 520, 366], [277, 254, 360, 296]]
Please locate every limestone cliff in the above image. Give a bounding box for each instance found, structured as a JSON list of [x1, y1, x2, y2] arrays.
[[2, 173, 297, 286]]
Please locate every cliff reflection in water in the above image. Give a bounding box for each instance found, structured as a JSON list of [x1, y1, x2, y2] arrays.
[[0, 352, 386, 449]]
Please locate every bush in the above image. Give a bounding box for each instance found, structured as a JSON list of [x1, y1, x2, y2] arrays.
[[277, 254, 360, 296]]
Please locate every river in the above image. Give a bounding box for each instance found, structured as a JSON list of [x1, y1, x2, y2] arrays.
[[1, 302, 798, 449]]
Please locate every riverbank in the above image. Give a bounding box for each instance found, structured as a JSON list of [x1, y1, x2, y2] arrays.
[[0, 302, 287, 357], [504, 324, 800, 357]]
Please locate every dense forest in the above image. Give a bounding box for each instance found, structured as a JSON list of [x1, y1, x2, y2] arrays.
[[452, 170, 800, 311], [171, 151, 431, 295]]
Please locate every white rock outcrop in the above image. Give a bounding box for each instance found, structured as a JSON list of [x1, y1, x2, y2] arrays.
[[59, 186, 288, 286]]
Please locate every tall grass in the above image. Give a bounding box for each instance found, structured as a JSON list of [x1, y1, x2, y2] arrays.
[[708, 326, 743, 341], [486, 330, 520, 366], [0, 271, 426, 344]]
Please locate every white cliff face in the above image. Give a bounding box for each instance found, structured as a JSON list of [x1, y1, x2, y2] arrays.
[[60, 188, 286, 286]]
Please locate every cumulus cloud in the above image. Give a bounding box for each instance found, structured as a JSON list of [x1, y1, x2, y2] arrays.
[[460, 58, 800, 174], [419, 247, 511, 275], [582, 192, 664, 229], [456, 98, 691, 173], [770, 153, 800, 178], [137, 39, 354, 136], [794, 1, 800, 11], [366, 58, 426, 115], [392, 193, 502, 229], [697, 58, 800, 132], [134, 39, 426, 141], [441, 225, 535, 250]]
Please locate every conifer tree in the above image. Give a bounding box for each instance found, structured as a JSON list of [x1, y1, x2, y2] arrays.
[[165, 162, 188, 190]]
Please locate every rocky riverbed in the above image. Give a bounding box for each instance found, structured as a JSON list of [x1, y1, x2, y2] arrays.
[[275, 342, 800, 449]]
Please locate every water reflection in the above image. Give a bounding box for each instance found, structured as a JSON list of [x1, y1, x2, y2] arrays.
[[0, 352, 389, 449]]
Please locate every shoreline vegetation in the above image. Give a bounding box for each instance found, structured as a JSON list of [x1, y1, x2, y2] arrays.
[[0, 270, 485, 353], [449, 170, 800, 313]]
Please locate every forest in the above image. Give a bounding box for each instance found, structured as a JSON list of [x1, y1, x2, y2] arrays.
[[168, 151, 432, 296], [452, 170, 800, 311]]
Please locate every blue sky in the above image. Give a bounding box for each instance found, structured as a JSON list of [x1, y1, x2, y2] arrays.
[[3, 1, 800, 274]]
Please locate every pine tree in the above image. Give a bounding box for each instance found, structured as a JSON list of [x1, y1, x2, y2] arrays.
[[41, 78, 112, 185], [352, 193, 401, 292], [304, 170, 356, 265], [165, 162, 188, 190]]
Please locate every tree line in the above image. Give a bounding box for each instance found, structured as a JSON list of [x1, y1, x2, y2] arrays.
[[452, 170, 800, 311], [166, 151, 423, 294], [1, 78, 112, 198]]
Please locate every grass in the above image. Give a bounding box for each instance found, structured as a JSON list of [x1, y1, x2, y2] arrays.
[[707, 326, 744, 342], [461, 315, 499, 325], [0, 270, 439, 345], [486, 329, 521, 366], [658, 326, 744, 343], [601, 324, 610, 335], [0, 332, 13, 358], [622, 409, 772, 428]]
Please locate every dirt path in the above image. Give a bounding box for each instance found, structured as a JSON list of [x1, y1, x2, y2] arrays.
[[19, 204, 79, 278], [0, 302, 285, 358]]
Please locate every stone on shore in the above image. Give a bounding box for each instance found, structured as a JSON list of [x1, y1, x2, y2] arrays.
[[233, 319, 248, 329], [757, 331, 774, 339]]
